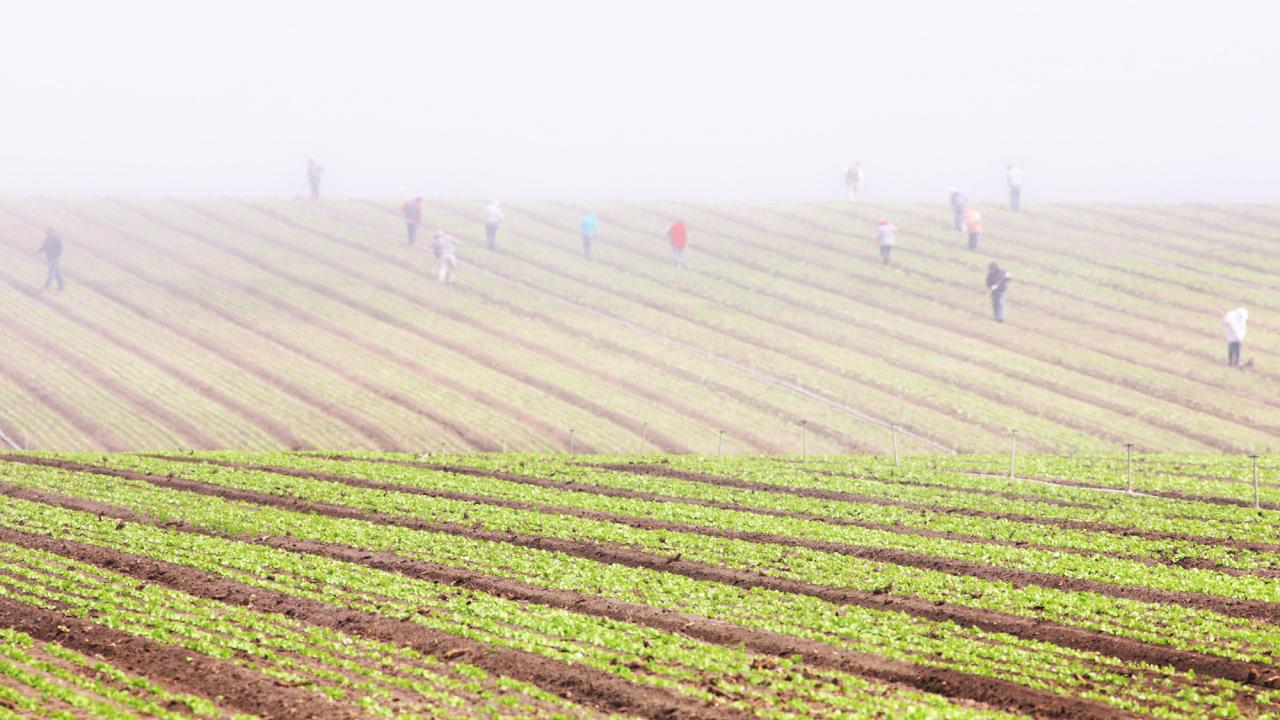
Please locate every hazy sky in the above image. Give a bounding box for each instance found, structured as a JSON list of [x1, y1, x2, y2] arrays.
[[0, 0, 1275, 202]]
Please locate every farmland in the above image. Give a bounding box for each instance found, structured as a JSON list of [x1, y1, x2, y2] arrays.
[[2, 198, 1280, 454], [0, 451, 1279, 717]]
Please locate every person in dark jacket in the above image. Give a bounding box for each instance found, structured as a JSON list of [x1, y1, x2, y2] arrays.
[[36, 228, 64, 291], [949, 188, 968, 231], [401, 197, 423, 245], [986, 262, 1010, 322]]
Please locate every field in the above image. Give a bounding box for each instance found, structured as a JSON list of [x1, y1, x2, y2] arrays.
[[2, 198, 1280, 454], [1, 451, 1279, 718]]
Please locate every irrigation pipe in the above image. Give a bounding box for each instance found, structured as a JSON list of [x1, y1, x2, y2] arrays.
[[0, 424, 22, 451], [304, 201, 956, 454]]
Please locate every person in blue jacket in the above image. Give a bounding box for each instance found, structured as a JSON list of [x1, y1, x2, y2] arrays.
[[580, 211, 598, 259]]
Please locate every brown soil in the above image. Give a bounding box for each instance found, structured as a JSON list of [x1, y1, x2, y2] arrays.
[[959, 470, 1280, 511], [0, 594, 348, 719], [0, 481, 1148, 718], [0, 357, 128, 451]]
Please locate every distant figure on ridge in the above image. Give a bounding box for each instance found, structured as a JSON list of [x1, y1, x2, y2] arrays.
[[1007, 164, 1025, 212], [668, 219, 688, 267], [401, 197, 424, 245], [306, 158, 323, 200], [1223, 307, 1249, 368], [986, 262, 1010, 322], [964, 207, 983, 250], [875, 219, 897, 265], [845, 162, 864, 202], [580, 211, 598, 260], [949, 188, 968, 231], [433, 230, 459, 284], [36, 227, 64, 292], [483, 200, 504, 250]]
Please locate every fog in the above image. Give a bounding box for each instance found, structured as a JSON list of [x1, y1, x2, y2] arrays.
[[0, 0, 1275, 203]]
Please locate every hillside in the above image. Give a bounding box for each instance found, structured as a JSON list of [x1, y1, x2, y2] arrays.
[[0, 197, 1277, 454]]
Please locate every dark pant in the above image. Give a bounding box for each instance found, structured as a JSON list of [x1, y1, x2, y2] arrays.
[[485, 223, 498, 249], [992, 290, 1007, 322], [406, 223, 418, 245], [1010, 187, 1021, 212], [582, 233, 593, 259], [1229, 341, 1242, 367], [967, 233, 979, 250], [879, 245, 892, 264], [309, 178, 320, 200], [43, 258, 63, 291], [953, 208, 965, 230]]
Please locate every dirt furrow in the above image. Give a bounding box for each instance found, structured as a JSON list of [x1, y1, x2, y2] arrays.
[[958, 470, 1280, 511], [0, 524, 745, 720], [599, 462, 1280, 553], [0, 593, 347, 719], [0, 481, 1128, 718]]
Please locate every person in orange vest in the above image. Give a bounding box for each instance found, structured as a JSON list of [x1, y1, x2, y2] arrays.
[[668, 220, 688, 267], [401, 197, 423, 245], [964, 207, 983, 250]]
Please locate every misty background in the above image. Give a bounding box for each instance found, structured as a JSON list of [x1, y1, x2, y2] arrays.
[[0, 0, 1274, 203]]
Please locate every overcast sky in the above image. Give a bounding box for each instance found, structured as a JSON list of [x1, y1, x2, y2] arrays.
[[0, 0, 1275, 202]]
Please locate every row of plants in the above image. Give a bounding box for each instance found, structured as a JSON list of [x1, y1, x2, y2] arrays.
[[2, 458, 1278, 718]]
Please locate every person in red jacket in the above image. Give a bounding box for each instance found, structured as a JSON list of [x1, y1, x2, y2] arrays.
[[401, 197, 423, 245], [668, 220, 688, 267]]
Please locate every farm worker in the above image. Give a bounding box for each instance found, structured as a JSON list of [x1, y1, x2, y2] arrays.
[[1007, 164, 1025, 211], [433, 230, 459, 284], [964, 208, 983, 251], [36, 227, 64, 292], [875, 219, 897, 265], [306, 158, 323, 200], [949, 188, 968, 230], [580, 211, 598, 260], [1223, 307, 1249, 368], [986, 262, 1010, 322], [845, 162, 864, 202], [668, 220, 688, 267], [483, 200, 504, 250], [401, 197, 424, 245]]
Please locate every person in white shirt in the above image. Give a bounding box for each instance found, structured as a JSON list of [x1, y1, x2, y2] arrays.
[[483, 200, 504, 250], [1007, 165, 1026, 212], [1223, 308, 1249, 368], [875, 219, 897, 265], [845, 162, 863, 202]]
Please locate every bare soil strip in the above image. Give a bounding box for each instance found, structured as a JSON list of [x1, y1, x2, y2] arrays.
[[0, 356, 127, 451], [958, 470, 1280, 511], [0, 593, 347, 719], [600, 463, 1280, 553], [296, 455, 1276, 578], [7, 458, 1280, 692], [0, 524, 743, 720], [0, 482, 1163, 717]]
